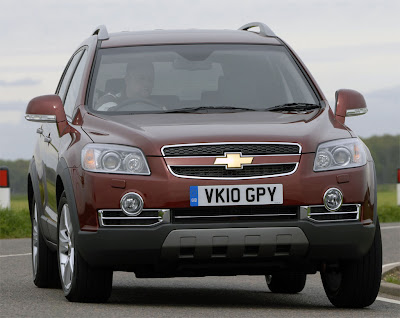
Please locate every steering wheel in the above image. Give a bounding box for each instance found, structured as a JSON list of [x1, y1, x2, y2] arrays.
[[113, 98, 164, 111]]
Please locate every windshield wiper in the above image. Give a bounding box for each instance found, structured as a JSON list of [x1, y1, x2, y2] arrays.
[[164, 106, 258, 113], [267, 103, 320, 112]]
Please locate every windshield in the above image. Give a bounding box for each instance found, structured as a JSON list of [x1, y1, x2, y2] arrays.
[[87, 44, 319, 114]]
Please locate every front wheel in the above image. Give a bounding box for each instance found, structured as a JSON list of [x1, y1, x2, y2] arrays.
[[320, 219, 382, 308], [57, 192, 113, 302]]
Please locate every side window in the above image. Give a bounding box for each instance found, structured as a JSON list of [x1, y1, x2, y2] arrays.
[[64, 51, 88, 119], [57, 50, 84, 102]]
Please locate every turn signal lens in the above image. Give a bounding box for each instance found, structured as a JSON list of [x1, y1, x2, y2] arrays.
[[353, 144, 362, 163], [83, 148, 96, 170]]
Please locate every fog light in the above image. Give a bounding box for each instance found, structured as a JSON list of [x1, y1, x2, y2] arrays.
[[120, 192, 144, 216], [323, 188, 343, 211]]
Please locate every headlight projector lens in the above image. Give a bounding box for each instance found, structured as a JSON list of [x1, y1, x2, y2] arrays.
[[102, 151, 121, 171], [332, 147, 351, 166], [120, 192, 144, 216], [323, 188, 343, 211]]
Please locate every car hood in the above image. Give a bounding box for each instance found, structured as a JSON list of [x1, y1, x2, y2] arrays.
[[81, 107, 352, 156]]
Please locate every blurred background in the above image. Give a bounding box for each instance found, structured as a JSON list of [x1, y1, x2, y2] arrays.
[[0, 0, 399, 237]]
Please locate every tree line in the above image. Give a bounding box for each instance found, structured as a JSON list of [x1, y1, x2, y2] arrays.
[[1, 134, 399, 195]]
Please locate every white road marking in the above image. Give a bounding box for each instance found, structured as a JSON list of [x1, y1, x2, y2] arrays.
[[376, 297, 400, 305], [381, 226, 400, 230], [0, 252, 31, 258]]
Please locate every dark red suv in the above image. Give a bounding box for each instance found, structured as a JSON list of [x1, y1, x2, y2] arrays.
[[25, 22, 381, 307]]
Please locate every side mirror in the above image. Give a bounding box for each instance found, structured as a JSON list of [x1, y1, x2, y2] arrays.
[[335, 89, 367, 125], [25, 94, 70, 136]]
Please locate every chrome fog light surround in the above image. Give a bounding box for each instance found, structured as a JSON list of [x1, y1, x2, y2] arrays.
[[323, 188, 343, 211], [120, 192, 144, 216]]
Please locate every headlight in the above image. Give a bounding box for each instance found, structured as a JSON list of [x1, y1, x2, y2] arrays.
[[81, 144, 151, 175], [313, 138, 366, 172]]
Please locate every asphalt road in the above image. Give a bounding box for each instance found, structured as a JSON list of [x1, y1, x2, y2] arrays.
[[0, 223, 399, 318]]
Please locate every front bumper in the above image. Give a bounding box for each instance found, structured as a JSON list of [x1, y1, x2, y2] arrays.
[[76, 219, 376, 271]]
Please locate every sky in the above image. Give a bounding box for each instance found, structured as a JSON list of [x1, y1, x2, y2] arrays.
[[0, 0, 399, 160]]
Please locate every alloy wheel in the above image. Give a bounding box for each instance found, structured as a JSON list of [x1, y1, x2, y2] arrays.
[[32, 203, 39, 277], [58, 204, 75, 291]]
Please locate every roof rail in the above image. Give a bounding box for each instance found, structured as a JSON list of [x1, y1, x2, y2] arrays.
[[92, 25, 109, 40], [238, 22, 276, 37]]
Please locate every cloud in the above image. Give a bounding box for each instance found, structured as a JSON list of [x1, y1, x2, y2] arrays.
[[0, 78, 41, 87], [0, 110, 24, 124], [0, 101, 27, 111]]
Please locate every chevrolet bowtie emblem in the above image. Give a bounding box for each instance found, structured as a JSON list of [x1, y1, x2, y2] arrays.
[[214, 153, 254, 169]]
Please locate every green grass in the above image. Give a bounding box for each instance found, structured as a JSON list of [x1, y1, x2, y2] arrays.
[[1, 185, 399, 238], [0, 195, 30, 239], [377, 184, 400, 223], [383, 268, 400, 285]]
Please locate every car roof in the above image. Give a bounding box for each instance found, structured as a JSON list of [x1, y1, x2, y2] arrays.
[[100, 29, 281, 48]]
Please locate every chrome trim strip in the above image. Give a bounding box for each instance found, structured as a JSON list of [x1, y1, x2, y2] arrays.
[[102, 216, 162, 220], [346, 108, 368, 117], [98, 209, 170, 227], [308, 212, 358, 216], [167, 162, 299, 180], [161, 141, 302, 156], [99, 208, 164, 212], [164, 154, 302, 159], [25, 114, 56, 123], [174, 213, 297, 219], [304, 204, 361, 223]]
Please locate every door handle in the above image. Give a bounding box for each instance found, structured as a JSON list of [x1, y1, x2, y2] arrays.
[[44, 136, 52, 143], [36, 128, 43, 134]]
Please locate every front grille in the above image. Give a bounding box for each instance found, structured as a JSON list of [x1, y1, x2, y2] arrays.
[[172, 206, 299, 223], [98, 209, 170, 227], [163, 143, 300, 157], [307, 204, 360, 222], [170, 164, 296, 178]]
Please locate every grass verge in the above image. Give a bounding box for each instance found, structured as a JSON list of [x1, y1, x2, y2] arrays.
[[0, 195, 30, 239], [377, 184, 400, 223], [383, 267, 400, 285]]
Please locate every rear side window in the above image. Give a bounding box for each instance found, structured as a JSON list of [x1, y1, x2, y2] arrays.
[[64, 51, 88, 119]]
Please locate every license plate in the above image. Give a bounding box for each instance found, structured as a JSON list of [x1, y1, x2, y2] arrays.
[[190, 184, 283, 206]]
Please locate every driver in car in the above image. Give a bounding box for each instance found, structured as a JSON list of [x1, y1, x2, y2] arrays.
[[96, 61, 161, 111]]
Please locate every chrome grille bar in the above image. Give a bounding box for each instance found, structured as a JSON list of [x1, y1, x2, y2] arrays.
[[98, 209, 170, 227], [302, 204, 361, 222]]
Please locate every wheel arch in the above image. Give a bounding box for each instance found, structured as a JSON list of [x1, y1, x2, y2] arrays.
[[28, 173, 34, 218], [56, 158, 81, 236], [28, 158, 44, 219]]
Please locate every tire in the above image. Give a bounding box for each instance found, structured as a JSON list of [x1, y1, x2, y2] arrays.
[[31, 197, 60, 288], [320, 219, 382, 308], [266, 272, 306, 293], [57, 191, 113, 303]]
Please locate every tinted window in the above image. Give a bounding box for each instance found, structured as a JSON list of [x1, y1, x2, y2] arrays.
[[88, 45, 318, 113], [57, 50, 83, 101], [64, 51, 88, 119]]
